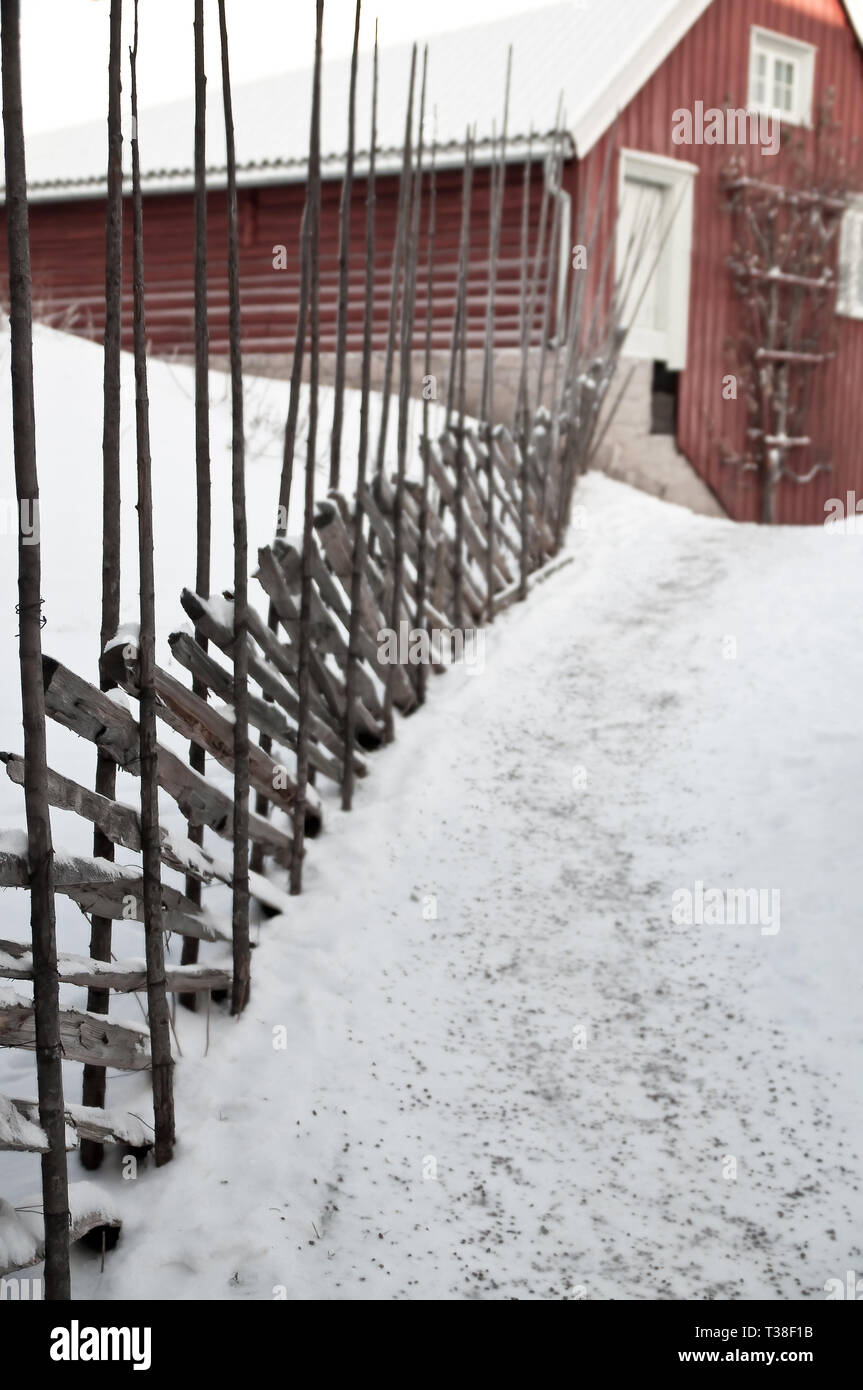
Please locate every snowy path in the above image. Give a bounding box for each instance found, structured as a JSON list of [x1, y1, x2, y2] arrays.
[[66, 473, 863, 1303]]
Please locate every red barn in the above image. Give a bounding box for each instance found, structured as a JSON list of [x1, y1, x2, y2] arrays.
[[3, 0, 863, 522]]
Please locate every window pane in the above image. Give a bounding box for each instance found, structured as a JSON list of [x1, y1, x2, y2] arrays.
[[751, 50, 762, 104], [772, 58, 795, 112]]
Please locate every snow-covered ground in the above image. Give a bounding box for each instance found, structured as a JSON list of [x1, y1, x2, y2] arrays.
[[0, 320, 444, 1253], [2, 325, 862, 1299]]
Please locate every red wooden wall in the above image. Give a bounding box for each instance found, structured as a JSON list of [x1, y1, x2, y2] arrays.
[[579, 0, 863, 523], [2, 0, 861, 522], [0, 161, 551, 360]]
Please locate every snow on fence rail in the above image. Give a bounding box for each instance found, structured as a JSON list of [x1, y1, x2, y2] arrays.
[[1, 0, 633, 1294], [0, 408, 574, 1277], [0, 1182, 122, 1281]]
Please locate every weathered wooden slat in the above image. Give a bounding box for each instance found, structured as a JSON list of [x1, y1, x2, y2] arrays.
[[532, 420, 557, 538], [1, 751, 292, 915], [358, 482, 432, 668], [251, 551, 349, 666], [101, 642, 321, 832], [2, 752, 207, 882], [493, 421, 542, 495], [420, 445, 488, 618], [315, 495, 386, 611], [255, 548, 345, 667], [277, 531, 422, 712], [1, 1093, 153, 1153], [359, 480, 409, 587], [257, 545, 385, 723], [375, 468, 421, 554], [233, 594, 341, 731], [440, 430, 490, 531], [277, 535, 380, 667], [0, 1180, 123, 1277], [462, 431, 521, 568], [403, 481, 457, 611], [245, 589, 343, 715], [0, 1091, 55, 1153], [373, 472, 484, 670], [438, 432, 513, 588], [0, 993, 152, 1070], [47, 1101, 152, 1149], [488, 425, 524, 502], [0, 940, 231, 994], [314, 501, 418, 708], [0, 837, 230, 942], [430, 531, 452, 619], [492, 423, 556, 553], [178, 592, 360, 773], [42, 656, 293, 865], [168, 630, 357, 784], [63, 882, 228, 941], [443, 544, 485, 623], [392, 500, 471, 632], [249, 566, 383, 743], [393, 478, 425, 544], [377, 478, 461, 619], [393, 489, 456, 633], [493, 550, 575, 613], [245, 573, 354, 726], [471, 433, 524, 537], [314, 493, 374, 582], [309, 584, 386, 720], [263, 542, 384, 709]]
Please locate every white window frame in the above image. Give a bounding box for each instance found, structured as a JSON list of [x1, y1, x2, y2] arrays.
[[748, 26, 816, 128], [616, 149, 697, 372], [837, 196, 863, 321]]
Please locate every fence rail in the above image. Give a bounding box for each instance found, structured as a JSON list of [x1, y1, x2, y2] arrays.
[[0, 0, 630, 1294]]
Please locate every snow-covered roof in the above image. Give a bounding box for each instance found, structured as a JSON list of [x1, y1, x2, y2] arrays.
[[844, 0, 863, 47], [8, 0, 714, 203]]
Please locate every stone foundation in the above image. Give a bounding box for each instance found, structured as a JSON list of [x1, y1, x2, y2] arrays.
[[593, 358, 725, 518]]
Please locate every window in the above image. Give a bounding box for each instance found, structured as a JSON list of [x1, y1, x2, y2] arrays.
[[837, 199, 863, 321], [748, 27, 815, 127]]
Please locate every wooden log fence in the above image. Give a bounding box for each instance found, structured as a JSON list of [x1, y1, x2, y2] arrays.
[[0, 1181, 123, 1280], [0, 1093, 153, 1154], [0, 394, 574, 1262], [0, 0, 628, 1293]]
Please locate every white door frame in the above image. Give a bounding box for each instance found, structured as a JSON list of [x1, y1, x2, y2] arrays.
[[616, 148, 698, 371]]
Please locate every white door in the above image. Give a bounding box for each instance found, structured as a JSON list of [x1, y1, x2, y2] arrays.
[[618, 176, 669, 360], [616, 151, 697, 371]]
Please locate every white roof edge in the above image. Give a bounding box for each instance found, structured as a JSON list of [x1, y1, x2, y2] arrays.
[[14, 135, 566, 206], [571, 0, 715, 155], [841, 0, 863, 48]]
